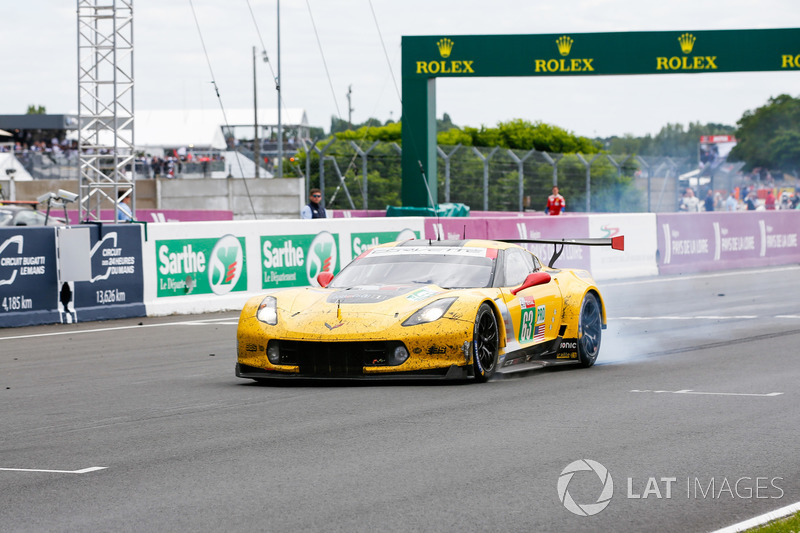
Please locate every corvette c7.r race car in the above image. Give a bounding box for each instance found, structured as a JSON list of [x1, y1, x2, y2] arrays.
[[236, 237, 623, 382]]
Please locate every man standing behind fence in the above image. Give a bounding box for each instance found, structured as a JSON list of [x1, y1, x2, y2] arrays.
[[545, 186, 565, 215], [301, 188, 327, 219]]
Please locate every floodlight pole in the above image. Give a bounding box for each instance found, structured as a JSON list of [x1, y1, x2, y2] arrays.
[[77, 0, 135, 222], [253, 46, 260, 179]]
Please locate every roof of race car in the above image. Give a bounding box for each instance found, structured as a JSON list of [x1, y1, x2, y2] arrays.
[[375, 239, 518, 251]]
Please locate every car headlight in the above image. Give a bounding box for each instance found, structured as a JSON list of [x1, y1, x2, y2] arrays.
[[402, 297, 457, 326], [256, 296, 278, 325]]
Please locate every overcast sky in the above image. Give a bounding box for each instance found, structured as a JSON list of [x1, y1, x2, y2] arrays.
[[2, 1, 798, 138]]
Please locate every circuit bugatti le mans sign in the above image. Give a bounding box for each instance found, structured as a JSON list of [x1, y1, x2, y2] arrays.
[[400, 28, 800, 207]]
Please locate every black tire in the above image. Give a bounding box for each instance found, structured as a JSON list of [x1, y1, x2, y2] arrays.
[[577, 293, 602, 367], [472, 303, 499, 382]]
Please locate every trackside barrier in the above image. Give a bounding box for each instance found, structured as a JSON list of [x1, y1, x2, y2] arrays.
[[656, 211, 800, 275], [141, 218, 425, 316], [67, 209, 234, 224], [0, 227, 59, 327], [72, 224, 147, 322], [0, 224, 146, 328], [4, 211, 798, 327]]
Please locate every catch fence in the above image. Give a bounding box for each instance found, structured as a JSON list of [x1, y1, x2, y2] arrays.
[[298, 139, 698, 214]]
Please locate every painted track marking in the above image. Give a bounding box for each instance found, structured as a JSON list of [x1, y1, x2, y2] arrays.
[[631, 389, 783, 397], [612, 316, 759, 320], [0, 317, 238, 341], [0, 466, 107, 474]]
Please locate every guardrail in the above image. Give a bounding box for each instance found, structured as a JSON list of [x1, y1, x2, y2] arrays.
[[2, 210, 798, 327]]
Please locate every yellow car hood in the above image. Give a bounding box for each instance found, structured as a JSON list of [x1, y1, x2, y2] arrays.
[[253, 285, 468, 339]]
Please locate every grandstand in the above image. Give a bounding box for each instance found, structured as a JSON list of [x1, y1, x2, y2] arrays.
[[0, 108, 309, 180]]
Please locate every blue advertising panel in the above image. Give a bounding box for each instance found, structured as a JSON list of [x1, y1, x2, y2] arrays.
[[72, 224, 146, 322], [0, 227, 60, 327]]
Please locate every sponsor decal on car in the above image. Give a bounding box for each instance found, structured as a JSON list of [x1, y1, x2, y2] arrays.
[[406, 287, 438, 302]]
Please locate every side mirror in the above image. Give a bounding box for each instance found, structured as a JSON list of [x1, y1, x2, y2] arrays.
[[510, 271, 551, 295], [317, 271, 334, 288]]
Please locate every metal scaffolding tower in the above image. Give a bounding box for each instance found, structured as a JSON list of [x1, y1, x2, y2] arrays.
[[77, 0, 134, 222]]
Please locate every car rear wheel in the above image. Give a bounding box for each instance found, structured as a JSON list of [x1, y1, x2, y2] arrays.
[[473, 303, 499, 382], [577, 293, 602, 367]]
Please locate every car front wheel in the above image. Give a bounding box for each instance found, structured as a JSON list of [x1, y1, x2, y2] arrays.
[[472, 303, 499, 382]]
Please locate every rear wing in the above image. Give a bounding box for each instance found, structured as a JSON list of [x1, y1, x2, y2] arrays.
[[503, 236, 624, 268]]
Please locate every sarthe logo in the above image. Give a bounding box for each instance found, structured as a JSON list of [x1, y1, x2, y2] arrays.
[[558, 459, 614, 516], [208, 235, 244, 295], [307, 231, 337, 286]]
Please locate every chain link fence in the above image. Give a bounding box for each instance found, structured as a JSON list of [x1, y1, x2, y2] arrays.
[[297, 139, 699, 213], [14, 139, 717, 213]]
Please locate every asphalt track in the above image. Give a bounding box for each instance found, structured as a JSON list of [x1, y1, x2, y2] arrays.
[[1, 265, 798, 532]]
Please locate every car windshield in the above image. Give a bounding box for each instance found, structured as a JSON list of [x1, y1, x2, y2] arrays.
[[330, 247, 495, 289], [0, 209, 12, 226]]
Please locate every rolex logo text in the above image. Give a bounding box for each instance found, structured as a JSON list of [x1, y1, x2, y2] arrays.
[[656, 33, 718, 71], [416, 38, 475, 74], [534, 35, 595, 73]]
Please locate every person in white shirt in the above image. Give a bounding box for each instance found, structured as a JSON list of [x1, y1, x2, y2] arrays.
[[724, 193, 738, 211], [679, 188, 701, 212], [117, 191, 133, 222]]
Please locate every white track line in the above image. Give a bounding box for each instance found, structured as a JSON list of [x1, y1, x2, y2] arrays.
[[612, 316, 759, 320], [0, 317, 238, 341], [0, 466, 107, 474], [631, 389, 783, 397], [710, 501, 800, 533]]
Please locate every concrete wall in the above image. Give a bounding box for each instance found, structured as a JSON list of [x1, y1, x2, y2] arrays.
[[1, 177, 303, 219]]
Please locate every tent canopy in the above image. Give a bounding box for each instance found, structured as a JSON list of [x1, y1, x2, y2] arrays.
[[135, 108, 309, 150]]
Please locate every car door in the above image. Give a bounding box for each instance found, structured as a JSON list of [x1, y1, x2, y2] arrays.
[[498, 248, 563, 354]]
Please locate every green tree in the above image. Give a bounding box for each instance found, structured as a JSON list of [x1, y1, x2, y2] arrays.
[[26, 105, 46, 114], [603, 122, 735, 160], [437, 112, 457, 132], [729, 94, 800, 174]]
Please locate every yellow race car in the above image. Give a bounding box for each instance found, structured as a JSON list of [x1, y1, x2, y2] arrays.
[[236, 237, 623, 382]]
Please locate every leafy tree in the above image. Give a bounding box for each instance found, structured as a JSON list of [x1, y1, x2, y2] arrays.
[[437, 112, 457, 132], [437, 128, 472, 146], [729, 94, 800, 174], [308, 126, 325, 140], [603, 122, 735, 160], [26, 105, 46, 114], [298, 118, 646, 212]]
